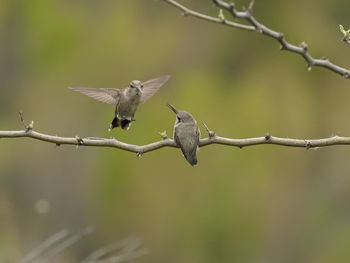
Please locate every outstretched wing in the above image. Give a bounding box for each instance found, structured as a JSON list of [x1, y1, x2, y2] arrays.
[[68, 87, 120, 105], [140, 75, 170, 103]]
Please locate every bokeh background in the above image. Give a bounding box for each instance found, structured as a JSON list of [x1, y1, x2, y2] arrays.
[[1, 0, 350, 262]]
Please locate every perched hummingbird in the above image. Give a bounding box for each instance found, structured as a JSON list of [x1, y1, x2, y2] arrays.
[[167, 104, 200, 166], [69, 75, 170, 130]]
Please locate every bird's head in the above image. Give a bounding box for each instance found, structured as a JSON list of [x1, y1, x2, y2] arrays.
[[167, 104, 195, 124], [129, 80, 143, 94]]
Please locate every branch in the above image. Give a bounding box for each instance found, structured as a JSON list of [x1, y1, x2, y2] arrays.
[[161, 0, 255, 31], [21, 228, 147, 263], [162, 0, 350, 79], [2, 126, 350, 155]]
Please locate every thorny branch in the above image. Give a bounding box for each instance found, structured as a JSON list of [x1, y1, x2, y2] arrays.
[[162, 0, 350, 79], [2, 114, 350, 155]]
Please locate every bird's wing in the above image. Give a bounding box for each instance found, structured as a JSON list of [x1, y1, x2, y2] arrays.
[[68, 87, 120, 105], [174, 127, 200, 165], [140, 75, 170, 103]]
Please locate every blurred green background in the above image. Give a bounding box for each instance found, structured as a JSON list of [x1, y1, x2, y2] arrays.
[[1, 0, 350, 262]]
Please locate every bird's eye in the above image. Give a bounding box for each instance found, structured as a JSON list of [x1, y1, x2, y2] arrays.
[[177, 117, 181, 122]]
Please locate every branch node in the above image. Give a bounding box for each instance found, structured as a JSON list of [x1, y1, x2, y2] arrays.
[[227, 2, 236, 17], [136, 152, 143, 158], [228, 2, 235, 9], [255, 26, 263, 33], [75, 136, 84, 145], [344, 71, 350, 79], [181, 11, 189, 17], [158, 131, 169, 140], [27, 121, 34, 133], [202, 121, 216, 138], [300, 41, 308, 52], [277, 33, 284, 40], [305, 140, 312, 149], [321, 56, 328, 61], [265, 133, 271, 141]]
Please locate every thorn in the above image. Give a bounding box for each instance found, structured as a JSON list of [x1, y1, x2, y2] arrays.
[[159, 131, 168, 140], [136, 152, 143, 158], [19, 111, 33, 133], [27, 120, 34, 132], [218, 9, 226, 21], [248, 0, 255, 12], [202, 121, 215, 138], [55, 143, 61, 147], [320, 56, 328, 61]]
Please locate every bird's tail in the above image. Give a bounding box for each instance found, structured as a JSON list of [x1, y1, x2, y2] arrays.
[[121, 119, 131, 130], [109, 117, 132, 130], [186, 154, 198, 166], [110, 117, 120, 130]]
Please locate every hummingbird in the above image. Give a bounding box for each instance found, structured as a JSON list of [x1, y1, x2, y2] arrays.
[[167, 104, 200, 166], [69, 75, 170, 130]]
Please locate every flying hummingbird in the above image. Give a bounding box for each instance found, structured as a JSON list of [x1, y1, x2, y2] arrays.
[[167, 104, 200, 166], [69, 75, 170, 130]]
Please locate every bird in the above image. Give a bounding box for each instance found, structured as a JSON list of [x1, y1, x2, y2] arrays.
[[167, 104, 200, 166], [69, 75, 170, 130]]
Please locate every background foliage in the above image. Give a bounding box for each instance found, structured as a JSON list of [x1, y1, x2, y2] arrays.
[[1, 0, 350, 262]]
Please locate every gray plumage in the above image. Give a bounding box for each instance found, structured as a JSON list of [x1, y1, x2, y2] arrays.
[[69, 75, 170, 130], [167, 104, 200, 166]]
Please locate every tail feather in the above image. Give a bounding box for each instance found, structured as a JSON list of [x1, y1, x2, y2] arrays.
[[121, 119, 131, 130], [185, 155, 198, 166], [110, 117, 120, 130], [109, 117, 132, 130]]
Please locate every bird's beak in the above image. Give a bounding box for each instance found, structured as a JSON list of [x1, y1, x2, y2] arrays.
[[167, 103, 178, 114], [136, 86, 143, 93]]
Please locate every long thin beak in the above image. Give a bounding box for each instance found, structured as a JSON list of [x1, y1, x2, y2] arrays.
[[136, 86, 143, 93], [167, 103, 178, 114]]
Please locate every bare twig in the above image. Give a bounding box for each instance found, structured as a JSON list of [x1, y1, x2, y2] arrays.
[[82, 237, 147, 263], [32, 227, 94, 263], [161, 0, 350, 79], [2, 126, 350, 152], [202, 122, 216, 138], [22, 229, 146, 263], [161, 0, 254, 31], [21, 229, 69, 263]]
